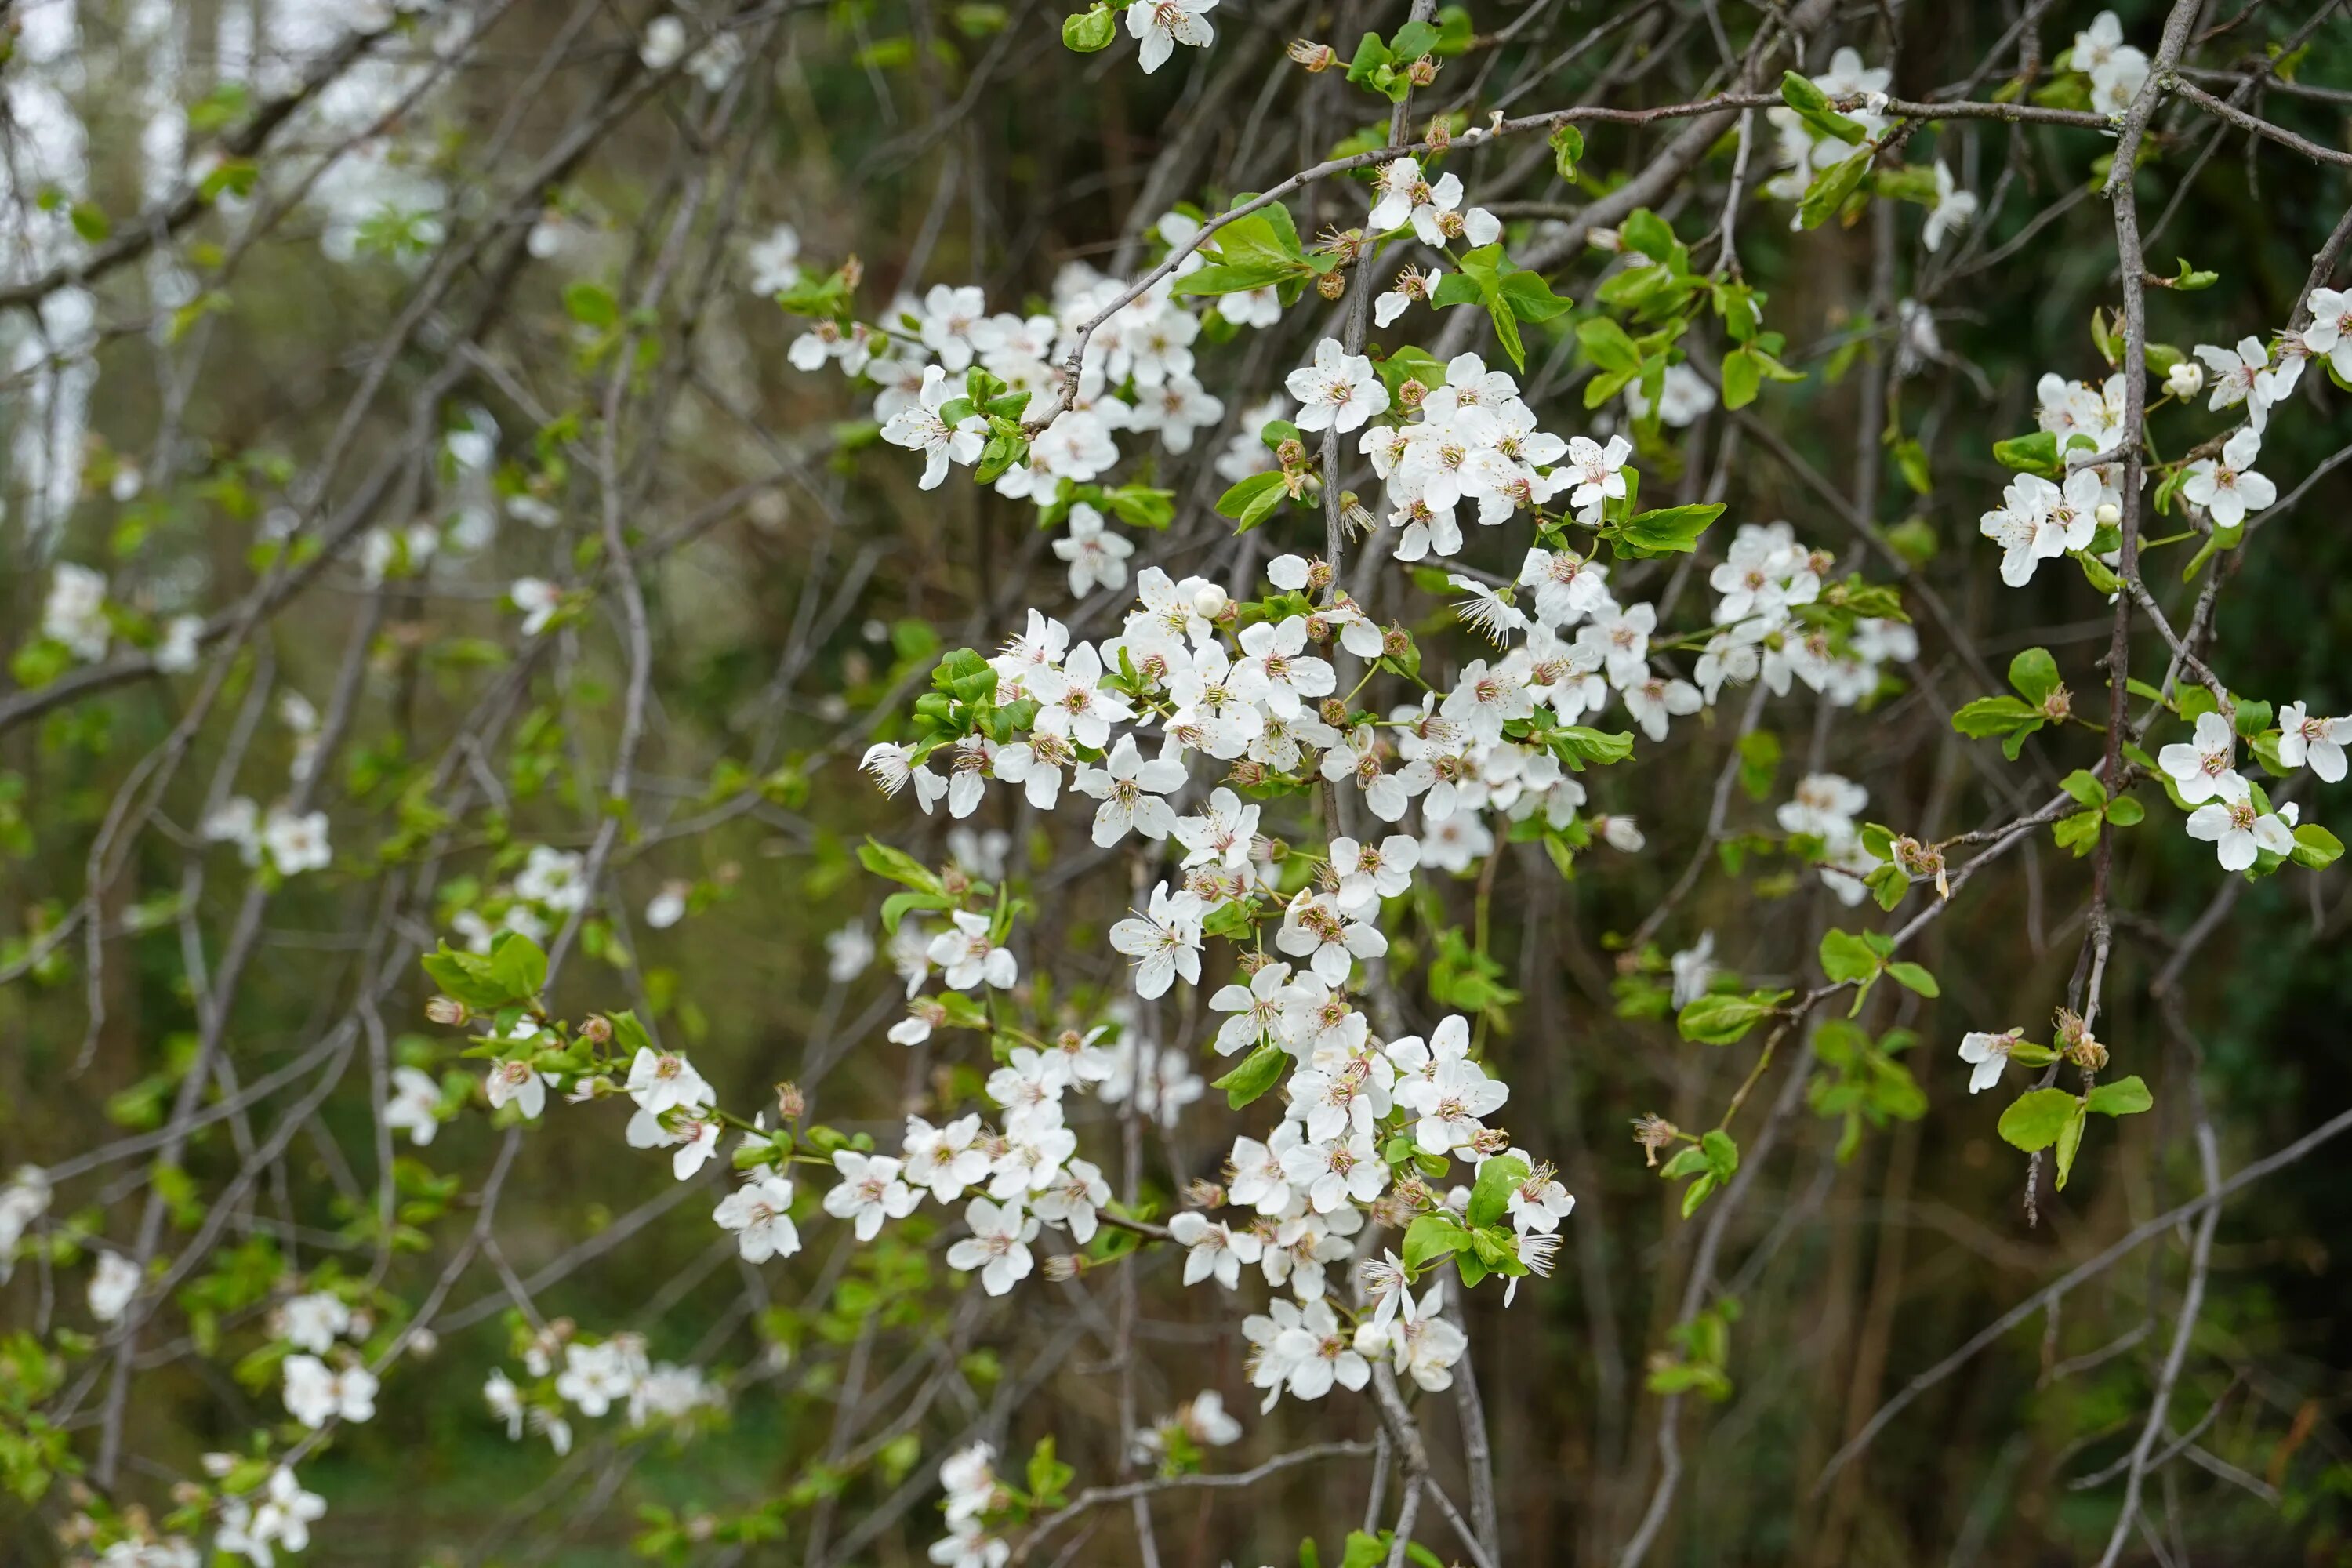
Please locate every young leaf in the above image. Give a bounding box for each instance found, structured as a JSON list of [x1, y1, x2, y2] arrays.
[[1991, 430, 2062, 477], [1722, 347, 1762, 410], [1778, 69, 1866, 143], [2007, 648, 2061, 704], [2084, 1076, 2153, 1116], [2292, 822, 2344, 869], [1951, 695, 2040, 739], [1061, 3, 1116, 50], [1212, 1041, 1289, 1109], [1996, 1087, 2078, 1152], [1549, 123, 1584, 181], [1884, 960, 1938, 997], [1817, 929, 1880, 985], [1467, 1155, 1530, 1229], [1676, 989, 1791, 1045], [2053, 1100, 2088, 1189], [1798, 150, 1873, 230], [1617, 503, 1724, 554], [1402, 1212, 1471, 1272], [1576, 317, 1642, 376], [1215, 471, 1290, 531]]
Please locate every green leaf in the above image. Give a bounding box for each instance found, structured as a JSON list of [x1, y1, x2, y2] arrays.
[[1467, 1155, 1529, 1229], [1402, 1212, 1471, 1272], [2103, 795, 2144, 827], [1105, 485, 1174, 529], [1996, 1087, 2078, 1152], [1026, 1436, 1074, 1504], [1212, 1041, 1289, 1109], [485, 931, 547, 1001], [1429, 273, 1483, 309], [420, 946, 508, 1010], [1992, 430, 2062, 477], [1621, 209, 1676, 260], [2007, 648, 2061, 704], [1214, 211, 1308, 272], [1494, 268, 1573, 322], [1548, 727, 1635, 768], [2292, 822, 2344, 869], [858, 838, 942, 891], [562, 281, 619, 329], [2059, 768, 2107, 807], [1698, 1130, 1740, 1181], [880, 889, 952, 934], [2084, 1076, 2153, 1117], [1388, 18, 1441, 59], [1676, 989, 1791, 1046], [1798, 150, 1873, 230], [1617, 503, 1723, 554], [1817, 929, 1880, 985], [1779, 69, 1866, 143], [1721, 348, 1762, 410], [1576, 317, 1642, 376], [1171, 260, 1300, 297], [2168, 257, 2219, 292], [2053, 1101, 2088, 1189], [1549, 124, 1585, 181], [1679, 1173, 1719, 1218], [1889, 435, 1932, 494], [1885, 961, 1938, 998], [1061, 4, 1116, 50], [1216, 471, 1290, 532], [1951, 695, 2040, 739], [2053, 811, 2104, 857]]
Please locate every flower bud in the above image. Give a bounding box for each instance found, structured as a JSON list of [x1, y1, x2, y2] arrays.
[[406, 1327, 439, 1358], [425, 996, 470, 1027], [1319, 696, 1350, 729], [1287, 39, 1337, 71], [1192, 583, 1230, 619], [2165, 361, 2204, 398], [2095, 502, 2121, 527], [775, 1081, 806, 1123], [579, 1014, 612, 1045]]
